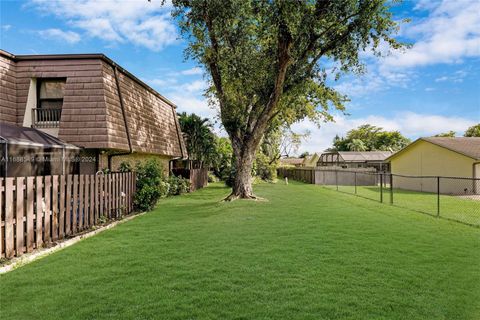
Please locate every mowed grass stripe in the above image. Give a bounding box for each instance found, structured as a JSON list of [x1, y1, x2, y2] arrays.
[[1, 182, 479, 320]]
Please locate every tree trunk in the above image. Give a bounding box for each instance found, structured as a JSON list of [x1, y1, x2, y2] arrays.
[[225, 143, 257, 200]]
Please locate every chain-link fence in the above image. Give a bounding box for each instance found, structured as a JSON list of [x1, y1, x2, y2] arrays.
[[278, 168, 480, 227]]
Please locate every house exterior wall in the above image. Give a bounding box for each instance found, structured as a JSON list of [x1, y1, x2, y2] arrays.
[[302, 154, 319, 167], [389, 140, 476, 194], [10, 58, 111, 148], [97, 152, 171, 174], [0, 54, 17, 124], [0, 52, 186, 174], [101, 62, 185, 157]]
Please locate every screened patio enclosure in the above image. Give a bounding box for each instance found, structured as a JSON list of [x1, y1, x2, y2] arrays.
[[0, 123, 80, 177]]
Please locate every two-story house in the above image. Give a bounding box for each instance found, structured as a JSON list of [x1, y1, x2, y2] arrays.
[[0, 49, 186, 177]]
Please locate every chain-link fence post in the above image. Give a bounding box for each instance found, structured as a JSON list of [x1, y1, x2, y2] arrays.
[[380, 173, 383, 203], [354, 171, 357, 194], [390, 173, 393, 204], [437, 176, 440, 218], [336, 170, 338, 191]]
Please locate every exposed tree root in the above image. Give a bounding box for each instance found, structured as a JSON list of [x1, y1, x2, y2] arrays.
[[223, 193, 266, 202]]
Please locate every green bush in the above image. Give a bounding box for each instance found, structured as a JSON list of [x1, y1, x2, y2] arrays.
[[207, 172, 218, 183], [158, 180, 170, 198], [168, 175, 191, 196], [133, 159, 165, 211], [118, 161, 132, 172], [132, 160, 193, 211], [254, 152, 277, 182], [225, 167, 236, 187]]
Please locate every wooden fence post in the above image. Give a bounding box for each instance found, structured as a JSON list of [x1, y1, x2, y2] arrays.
[[15, 177, 25, 256], [59, 175, 66, 239], [78, 175, 84, 230], [44, 176, 51, 243], [66, 175, 72, 236], [72, 175, 78, 233], [0, 178, 3, 257], [90, 174, 95, 225], [5, 178, 14, 258], [35, 176, 43, 249], [52, 175, 59, 241]]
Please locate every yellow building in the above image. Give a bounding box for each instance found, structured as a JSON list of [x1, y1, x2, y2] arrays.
[[386, 137, 480, 194], [302, 153, 320, 167]]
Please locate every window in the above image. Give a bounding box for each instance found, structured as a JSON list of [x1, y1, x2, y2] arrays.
[[38, 78, 65, 109], [34, 78, 66, 126]]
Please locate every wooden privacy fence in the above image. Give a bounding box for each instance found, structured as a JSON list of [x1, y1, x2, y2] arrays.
[[171, 168, 208, 191], [278, 167, 315, 184], [0, 172, 136, 259], [189, 168, 208, 191]]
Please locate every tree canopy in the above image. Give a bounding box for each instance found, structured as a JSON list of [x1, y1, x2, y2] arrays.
[[332, 124, 410, 151], [169, 0, 405, 199], [434, 131, 456, 137], [464, 124, 480, 137], [178, 112, 217, 167]]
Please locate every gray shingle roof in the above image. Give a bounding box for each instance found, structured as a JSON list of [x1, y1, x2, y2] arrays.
[[422, 137, 480, 160]]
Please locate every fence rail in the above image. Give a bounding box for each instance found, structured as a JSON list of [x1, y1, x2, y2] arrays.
[[0, 172, 136, 258], [278, 167, 480, 227]]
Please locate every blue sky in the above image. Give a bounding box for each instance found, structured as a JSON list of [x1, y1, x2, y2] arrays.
[[1, 0, 479, 153]]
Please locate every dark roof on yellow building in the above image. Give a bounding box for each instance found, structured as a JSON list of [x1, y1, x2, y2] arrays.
[[387, 137, 480, 161]]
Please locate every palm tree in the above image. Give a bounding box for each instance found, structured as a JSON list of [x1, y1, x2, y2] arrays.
[[347, 139, 367, 151], [178, 112, 216, 168]]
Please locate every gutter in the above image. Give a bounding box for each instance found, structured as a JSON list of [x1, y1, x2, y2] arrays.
[[171, 105, 187, 160], [108, 66, 133, 171]]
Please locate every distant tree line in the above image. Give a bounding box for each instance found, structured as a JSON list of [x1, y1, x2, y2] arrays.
[[329, 124, 410, 152], [435, 124, 480, 137], [322, 123, 480, 154]]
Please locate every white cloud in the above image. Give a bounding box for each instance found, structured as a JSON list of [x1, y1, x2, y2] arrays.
[[180, 67, 203, 76], [145, 75, 216, 120], [169, 94, 217, 120], [1, 24, 12, 31], [38, 28, 81, 44], [30, 0, 176, 51], [335, 0, 478, 98], [435, 76, 449, 82], [434, 70, 468, 83], [291, 112, 477, 154], [385, 0, 480, 68]]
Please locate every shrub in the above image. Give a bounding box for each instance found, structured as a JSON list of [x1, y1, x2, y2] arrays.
[[254, 152, 277, 182], [168, 175, 191, 196], [118, 161, 132, 172], [159, 180, 170, 198], [133, 159, 165, 211], [225, 167, 236, 187], [207, 171, 218, 183]]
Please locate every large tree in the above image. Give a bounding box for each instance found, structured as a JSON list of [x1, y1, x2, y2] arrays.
[[464, 124, 480, 137], [434, 131, 456, 137], [332, 124, 410, 152], [170, 0, 404, 199]]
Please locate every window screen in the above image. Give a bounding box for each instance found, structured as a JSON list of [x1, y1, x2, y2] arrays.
[[38, 79, 66, 109]]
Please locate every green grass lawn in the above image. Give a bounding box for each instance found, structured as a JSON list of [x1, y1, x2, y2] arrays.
[[1, 182, 479, 319], [328, 184, 480, 226]]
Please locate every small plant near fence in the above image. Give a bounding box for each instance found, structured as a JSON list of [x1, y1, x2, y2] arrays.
[[132, 160, 191, 212], [278, 167, 480, 227]]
